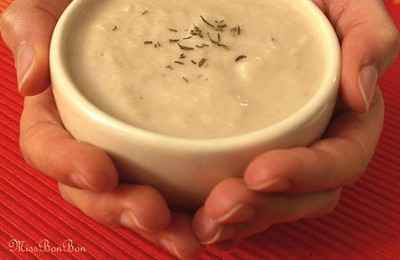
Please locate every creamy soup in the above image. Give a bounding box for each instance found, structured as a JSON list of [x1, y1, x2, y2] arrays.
[[66, 0, 327, 139]]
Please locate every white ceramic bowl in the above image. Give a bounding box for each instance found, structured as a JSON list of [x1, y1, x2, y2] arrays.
[[50, 0, 340, 208]]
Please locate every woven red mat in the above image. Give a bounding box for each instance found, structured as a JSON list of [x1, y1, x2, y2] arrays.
[[1, 1, 399, 259]]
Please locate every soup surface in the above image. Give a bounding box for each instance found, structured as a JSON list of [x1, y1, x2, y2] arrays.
[[66, 0, 327, 138]]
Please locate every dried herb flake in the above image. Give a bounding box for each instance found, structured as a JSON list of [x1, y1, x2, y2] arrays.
[[235, 55, 247, 62], [177, 43, 195, 51], [198, 58, 207, 68], [200, 15, 216, 29], [195, 43, 209, 48]]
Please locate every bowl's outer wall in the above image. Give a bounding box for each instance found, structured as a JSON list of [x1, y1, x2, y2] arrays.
[[52, 83, 336, 207]]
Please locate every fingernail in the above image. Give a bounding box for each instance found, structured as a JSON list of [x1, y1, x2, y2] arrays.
[[160, 239, 183, 259], [194, 216, 235, 245], [248, 178, 290, 192], [201, 225, 223, 245], [70, 174, 93, 190], [200, 225, 236, 245], [120, 210, 153, 233], [359, 65, 378, 112], [216, 204, 255, 224], [16, 43, 34, 91]]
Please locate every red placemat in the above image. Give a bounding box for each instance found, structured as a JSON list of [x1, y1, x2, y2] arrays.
[[1, 1, 399, 259]]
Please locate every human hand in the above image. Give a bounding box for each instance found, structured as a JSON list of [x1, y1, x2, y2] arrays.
[[1, 1, 201, 258], [193, 0, 399, 244]]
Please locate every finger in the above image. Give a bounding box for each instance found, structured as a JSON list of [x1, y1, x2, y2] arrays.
[[60, 184, 201, 259], [20, 89, 118, 191], [224, 188, 340, 241], [139, 213, 203, 259], [135, 213, 203, 259], [59, 183, 171, 233], [158, 213, 203, 259], [193, 178, 340, 244], [244, 90, 384, 193], [0, 0, 70, 95], [316, 0, 399, 112]]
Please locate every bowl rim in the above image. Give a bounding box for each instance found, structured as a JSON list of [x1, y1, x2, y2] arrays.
[[50, 0, 341, 152]]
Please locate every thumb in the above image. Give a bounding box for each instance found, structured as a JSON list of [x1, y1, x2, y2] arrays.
[[0, 0, 70, 96], [319, 0, 400, 112]]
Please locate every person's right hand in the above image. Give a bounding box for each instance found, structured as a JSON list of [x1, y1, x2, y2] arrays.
[[0, 1, 201, 258]]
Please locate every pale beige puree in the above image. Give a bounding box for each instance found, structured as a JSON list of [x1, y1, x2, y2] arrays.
[[66, 0, 327, 139]]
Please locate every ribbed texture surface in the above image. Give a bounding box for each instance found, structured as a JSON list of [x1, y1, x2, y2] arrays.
[[0, 1, 399, 259]]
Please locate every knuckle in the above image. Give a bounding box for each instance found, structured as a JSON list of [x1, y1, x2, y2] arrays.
[[30, 0, 56, 20], [0, 0, 69, 35], [0, 3, 18, 33], [0, 0, 38, 31], [19, 121, 55, 150], [340, 137, 370, 185], [205, 178, 246, 211], [309, 190, 341, 219], [30, 0, 69, 21], [57, 185, 115, 224], [394, 30, 400, 54], [19, 119, 61, 168], [210, 177, 244, 200], [381, 26, 400, 55], [353, 143, 370, 176], [212, 177, 253, 205], [136, 185, 162, 200], [58, 183, 73, 204], [385, 28, 400, 50], [18, 138, 32, 166], [82, 199, 118, 225], [91, 210, 117, 225], [18, 126, 38, 166], [218, 178, 243, 191]]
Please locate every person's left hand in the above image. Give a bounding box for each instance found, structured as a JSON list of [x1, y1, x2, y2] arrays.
[[193, 0, 399, 244]]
